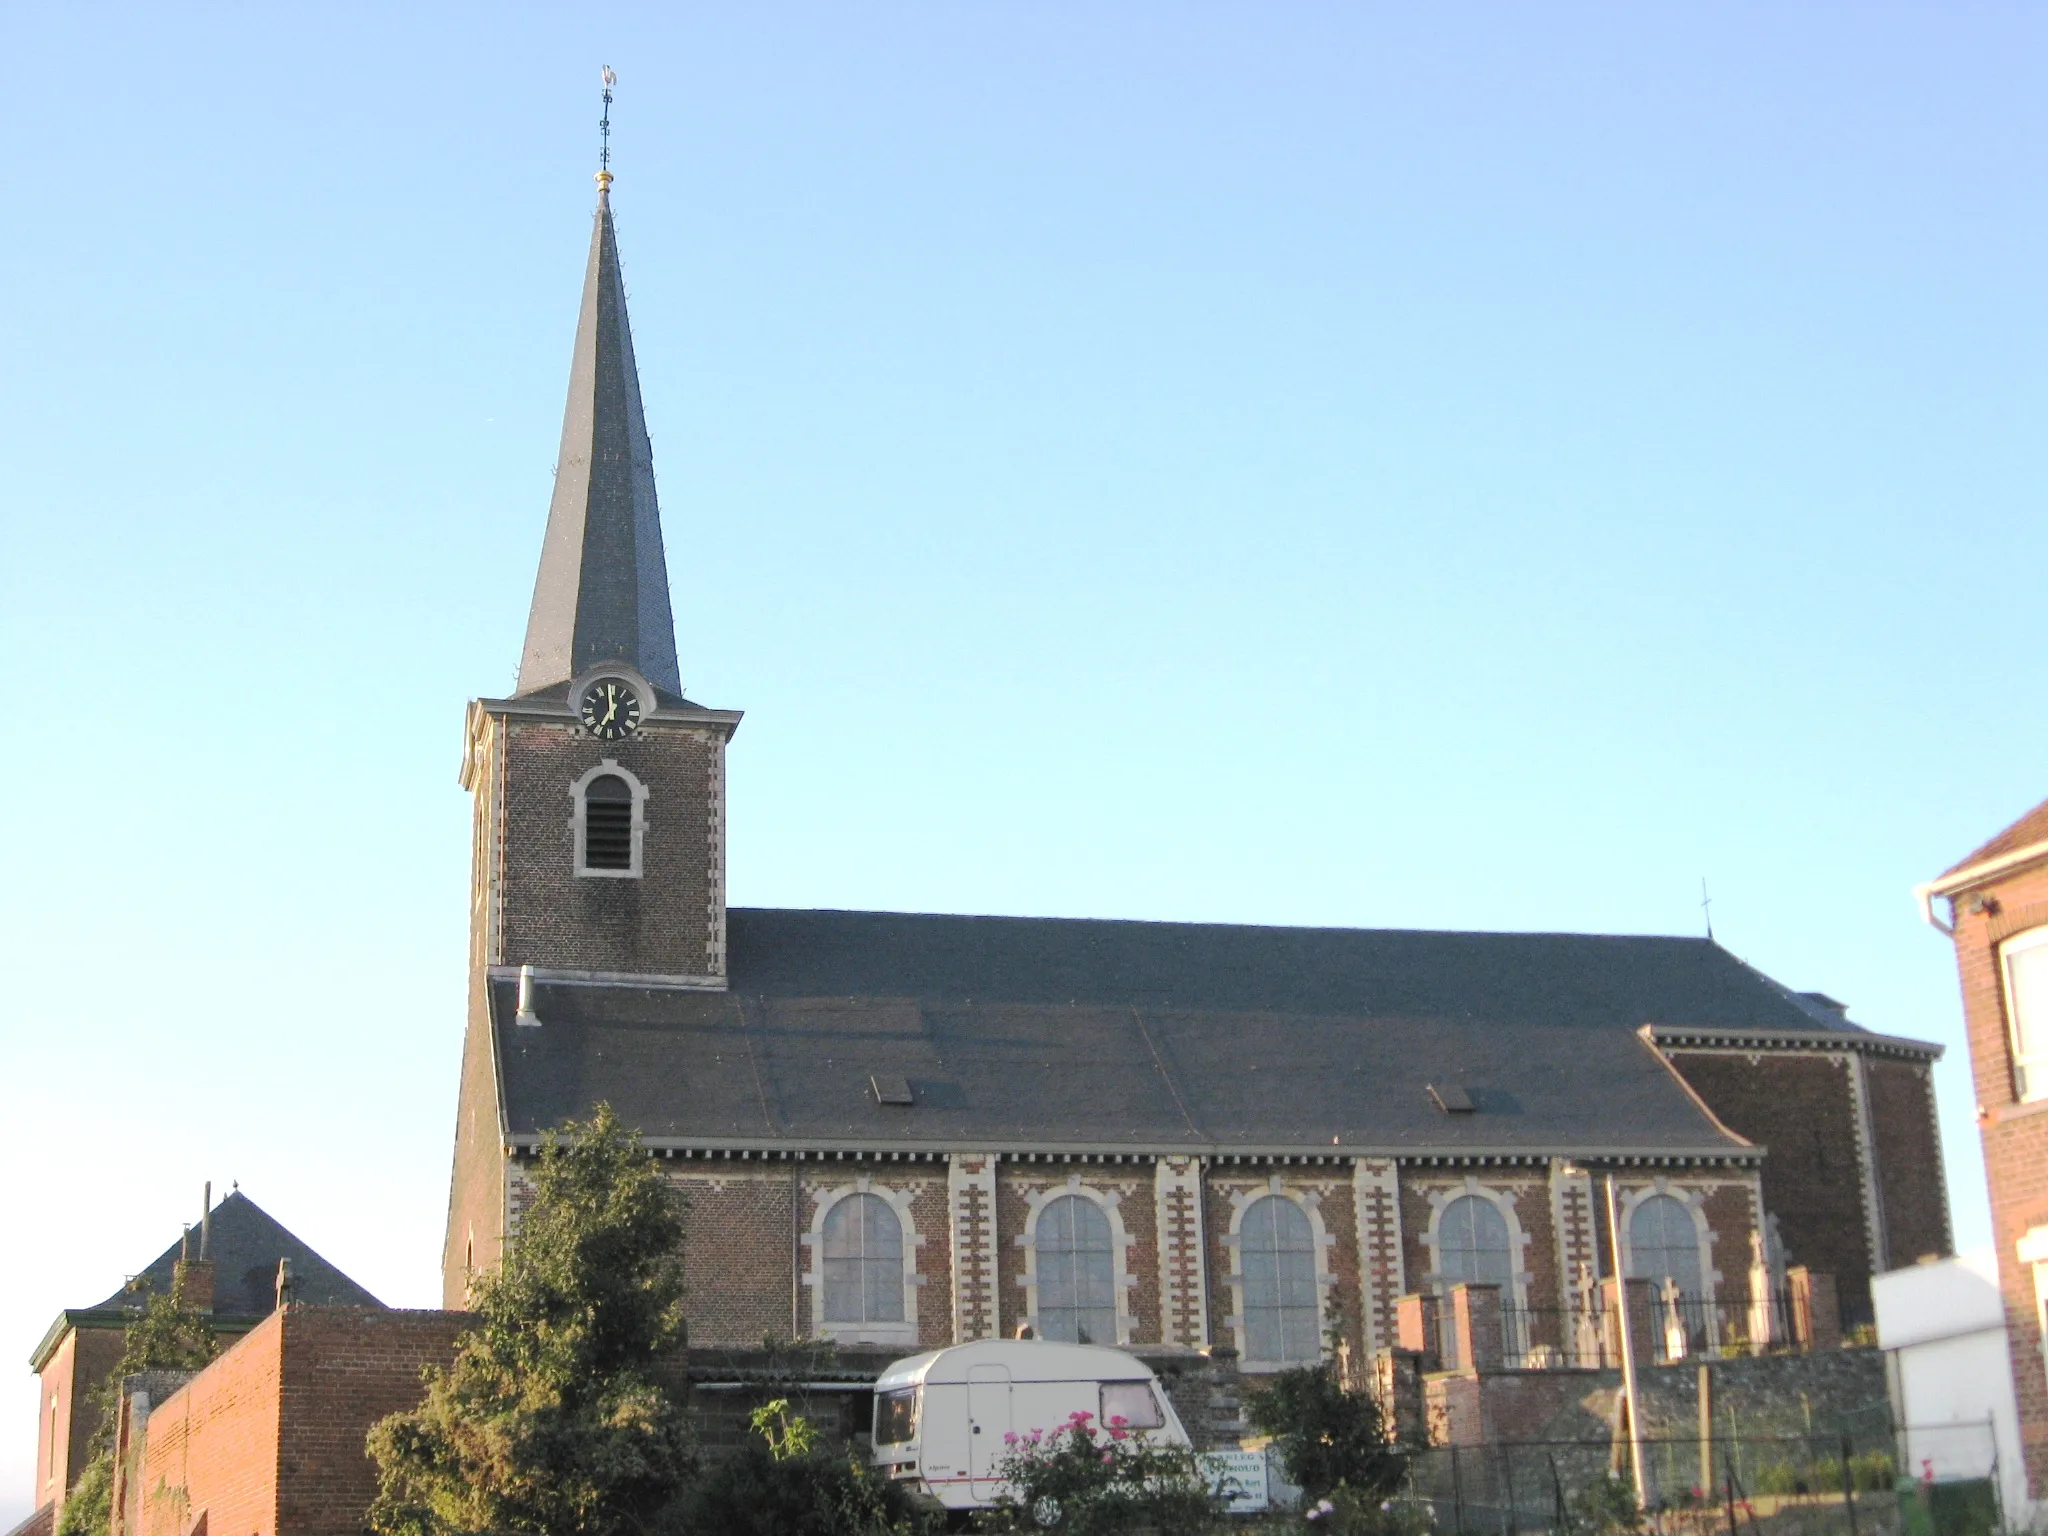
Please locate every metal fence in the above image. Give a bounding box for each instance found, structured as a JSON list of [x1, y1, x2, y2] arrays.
[[1496, 1291, 1805, 1370], [1393, 1425, 2004, 1536]]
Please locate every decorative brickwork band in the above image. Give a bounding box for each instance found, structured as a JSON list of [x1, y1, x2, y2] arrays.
[[1154, 1156, 1209, 1347], [1352, 1158, 1403, 1354], [1549, 1160, 1595, 1313], [948, 1153, 999, 1342]]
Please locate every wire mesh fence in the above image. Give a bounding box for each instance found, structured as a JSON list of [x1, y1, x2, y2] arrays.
[[1391, 1425, 2004, 1536]]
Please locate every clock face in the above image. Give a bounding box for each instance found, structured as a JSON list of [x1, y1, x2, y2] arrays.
[[578, 677, 643, 740]]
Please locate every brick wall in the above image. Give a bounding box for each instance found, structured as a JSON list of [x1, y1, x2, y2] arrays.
[[1944, 858, 2048, 1498], [131, 1308, 468, 1536], [273, 1310, 470, 1536], [488, 713, 728, 978], [136, 1314, 284, 1536], [1862, 1057, 1950, 1268], [1664, 1051, 1878, 1323], [670, 1163, 798, 1345]]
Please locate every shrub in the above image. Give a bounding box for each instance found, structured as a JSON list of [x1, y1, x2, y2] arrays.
[[973, 1410, 1224, 1535], [1243, 1366, 1408, 1504], [667, 1400, 931, 1536]]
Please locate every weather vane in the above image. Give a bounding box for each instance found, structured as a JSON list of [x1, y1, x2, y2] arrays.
[[598, 66, 617, 187]]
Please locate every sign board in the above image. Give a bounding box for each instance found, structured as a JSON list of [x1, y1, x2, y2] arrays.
[[1200, 1449, 1271, 1513]]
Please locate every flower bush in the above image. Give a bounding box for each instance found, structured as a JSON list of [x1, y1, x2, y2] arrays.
[[973, 1409, 1224, 1535]]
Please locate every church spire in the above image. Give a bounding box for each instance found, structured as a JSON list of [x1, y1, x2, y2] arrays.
[[516, 158, 683, 697]]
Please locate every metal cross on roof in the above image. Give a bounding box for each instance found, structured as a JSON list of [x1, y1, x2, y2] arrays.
[[599, 65, 616, 176]]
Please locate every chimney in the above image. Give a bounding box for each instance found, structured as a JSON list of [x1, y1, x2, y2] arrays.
[[515, 964, 541, 1027], [200, 1182, 212, 1259], [173, 1253, 215, 1314], [275, 1258, 294, 1311]]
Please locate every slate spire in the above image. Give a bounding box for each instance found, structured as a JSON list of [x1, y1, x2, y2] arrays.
[[517, 176, 683, 696]]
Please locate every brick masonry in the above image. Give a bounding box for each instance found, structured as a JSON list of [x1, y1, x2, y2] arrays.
[[116, 1307, 469, 1536], [1938, 854, 2048, 1499]]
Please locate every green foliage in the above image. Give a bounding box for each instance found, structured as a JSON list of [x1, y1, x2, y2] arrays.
[[53, 1450, 112, 1536], [749, 1399, 818, 1462], [666, 1402, 931, 1536], [367, 1104, 695, 1536], [57, 1269, 222, 1536], [1748, 1450, 1895, 1495], [973, 1410, 1223, 1535], [1573, 1474, 1643, 1534], [1244, 1366, 1408, 1504]]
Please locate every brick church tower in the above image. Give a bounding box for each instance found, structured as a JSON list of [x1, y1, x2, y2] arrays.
[[444, 172, 738, 1299]]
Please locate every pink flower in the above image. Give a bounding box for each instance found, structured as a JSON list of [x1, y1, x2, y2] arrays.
[[1003, 1432, 1019, 1444], [1102, 1452, 1114, 1464]]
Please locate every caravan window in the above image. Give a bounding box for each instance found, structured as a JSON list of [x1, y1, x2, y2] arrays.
[[1100, 1381, 1164, 1431], [875, 1387, 919, 1446]]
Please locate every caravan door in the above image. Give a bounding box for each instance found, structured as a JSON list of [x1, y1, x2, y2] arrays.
[[966, 1364, 1013, 1502]]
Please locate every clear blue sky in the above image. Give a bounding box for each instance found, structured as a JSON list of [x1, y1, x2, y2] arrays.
[[2, 3, 2041, 1517]]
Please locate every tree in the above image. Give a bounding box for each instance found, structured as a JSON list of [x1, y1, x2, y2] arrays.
[[367, 1103, 695, 1536], [57, 1271, 221, 1536], [1243, 1365, 1407, 1504]]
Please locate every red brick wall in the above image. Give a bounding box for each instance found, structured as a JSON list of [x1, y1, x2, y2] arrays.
[[273, 1310, 470, 1536], [1863, 1057, 1950, 1268], [671, 1164, 797, 1345], [1945, 858, 2048, 1498], [135, 1308, 469, 1536], [38, 1326, 147, 1516], [1663, 1051, 1877, 1321], [138, 1312, 284, 1536]]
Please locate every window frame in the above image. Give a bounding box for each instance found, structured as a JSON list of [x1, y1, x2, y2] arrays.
[[1238, 1193, 1322, 1368], [1999, 927, 2048, 1104], [1020, 1178, 1135, 1347], [1032, 1193, 1119, 1346], [804, 1181, 921, 1346], [570, 759, 648, 879], [821, 1191, 907, 1327]]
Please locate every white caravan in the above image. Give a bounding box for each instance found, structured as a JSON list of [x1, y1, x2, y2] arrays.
[[870, 1339, 1193, 1511]]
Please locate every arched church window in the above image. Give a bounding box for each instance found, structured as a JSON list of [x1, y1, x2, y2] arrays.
[[1629, 1194, 1704, 1298], [1437, 1194, 1513, 1289], [582, 774, 635, 870], [1241, 1195, 1320, 1364], [1036, 1195, 1116, 1344], [822, 1193, 904, 1325]]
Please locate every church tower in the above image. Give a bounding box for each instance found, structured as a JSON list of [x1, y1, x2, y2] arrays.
[[444, 170, 739, 1301]]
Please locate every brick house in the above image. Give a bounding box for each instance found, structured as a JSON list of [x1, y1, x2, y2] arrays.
[[1918, 800, 2048, 1502], [22, 1193, 381, 1535], [443, 174, 1948, 1382]]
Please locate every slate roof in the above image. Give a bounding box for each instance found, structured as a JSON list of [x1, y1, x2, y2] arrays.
[[517, 182, 683, 696], [491, 909, 1890, 1160], [87, 1191, 383, 1317], [1940, 794, 2048, 879]]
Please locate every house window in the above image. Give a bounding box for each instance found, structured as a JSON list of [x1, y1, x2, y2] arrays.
[[822, 1193, 904, 1325], [1628, 1194, 1704, 1298], [1035, 1194, 1116, 1344], [1240, 1195, 1320, 1365], [1437, 1194, 1513, 1289], [2001, 928, 2048, 1103]]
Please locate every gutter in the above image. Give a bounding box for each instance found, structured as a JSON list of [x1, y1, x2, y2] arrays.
[[1916, 836, 2048, 936]]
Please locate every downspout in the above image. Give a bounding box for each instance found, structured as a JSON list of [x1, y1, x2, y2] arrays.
[[1914, 882, 1955, 937]]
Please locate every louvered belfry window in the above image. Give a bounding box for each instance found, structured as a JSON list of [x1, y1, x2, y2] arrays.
[[583, 773, 635, 870]]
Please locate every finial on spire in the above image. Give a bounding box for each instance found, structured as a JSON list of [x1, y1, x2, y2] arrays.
[[596, 65, 617, 193]]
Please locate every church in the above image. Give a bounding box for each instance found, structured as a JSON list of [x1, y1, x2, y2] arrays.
[[443, 169, 1950, 1374]]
